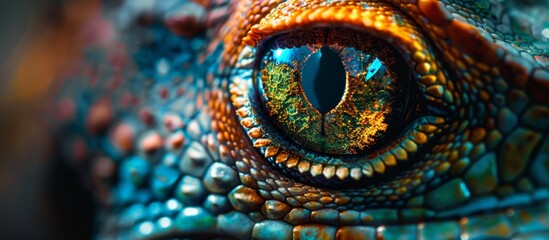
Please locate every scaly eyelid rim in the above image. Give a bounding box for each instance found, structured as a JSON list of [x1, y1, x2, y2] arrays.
[[244, 2, 422, 52], [245, 1, 455, 112]]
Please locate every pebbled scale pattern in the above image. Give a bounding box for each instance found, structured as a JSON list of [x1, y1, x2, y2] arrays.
[[46, 0, 549, 239]]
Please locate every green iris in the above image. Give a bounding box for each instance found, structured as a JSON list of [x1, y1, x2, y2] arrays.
[[256, 28, 415, 155]]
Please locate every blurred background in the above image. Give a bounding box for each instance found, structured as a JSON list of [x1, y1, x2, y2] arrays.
[[0, 0, 210, 238], [0, 0, 102, 238]]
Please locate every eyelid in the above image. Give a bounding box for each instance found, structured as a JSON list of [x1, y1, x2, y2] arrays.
[[244, 1, 420, 50], [243, 1, 454, 111]]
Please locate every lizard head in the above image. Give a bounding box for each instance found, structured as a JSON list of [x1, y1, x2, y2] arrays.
[[25, 0, 549, 239]]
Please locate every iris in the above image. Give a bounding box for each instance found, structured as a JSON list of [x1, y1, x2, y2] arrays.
[[256, 28, 416, 155]]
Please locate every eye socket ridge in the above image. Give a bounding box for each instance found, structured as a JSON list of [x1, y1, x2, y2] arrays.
[[230, 1, 455, 186]]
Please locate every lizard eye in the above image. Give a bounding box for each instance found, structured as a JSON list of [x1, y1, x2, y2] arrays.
[[255, 28, 418, 155], [228, 0, 461, 189], [231, 22, 452, 186]]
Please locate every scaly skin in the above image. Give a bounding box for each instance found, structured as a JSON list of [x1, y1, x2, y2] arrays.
[[47, 0, 548, 239]]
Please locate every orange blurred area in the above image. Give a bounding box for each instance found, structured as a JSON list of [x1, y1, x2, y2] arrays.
[[2, 1, 100, 108], [0, 0, 100, 167], [0, 1, 102, 238]]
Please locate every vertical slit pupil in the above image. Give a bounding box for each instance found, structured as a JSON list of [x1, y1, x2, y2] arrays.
[[302, 46, 346, 115]]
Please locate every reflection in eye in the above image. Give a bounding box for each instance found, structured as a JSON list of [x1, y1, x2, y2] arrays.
[[256, 28, 418, 155]]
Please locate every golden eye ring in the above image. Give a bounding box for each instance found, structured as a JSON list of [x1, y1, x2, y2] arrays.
[[229, 1, 454, 187]]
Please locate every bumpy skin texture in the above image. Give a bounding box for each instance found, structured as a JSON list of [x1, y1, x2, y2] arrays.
[[49, 0, 549, 239]]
